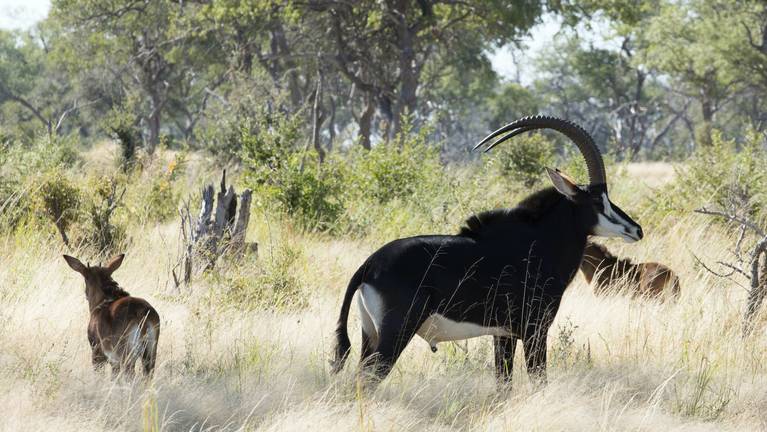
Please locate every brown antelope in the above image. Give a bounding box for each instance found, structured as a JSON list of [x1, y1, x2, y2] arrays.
[[580, 242, 680, 300], [63, 254, 160, 378]]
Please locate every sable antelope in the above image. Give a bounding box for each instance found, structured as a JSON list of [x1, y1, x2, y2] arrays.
[[330, 116, 643, 386], [580, 242, 680, 300], [63, 254, 160, 378]]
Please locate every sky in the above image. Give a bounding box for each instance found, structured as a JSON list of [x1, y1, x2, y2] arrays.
[[0, 0, 570, 85], [0, 0, 50, 30]]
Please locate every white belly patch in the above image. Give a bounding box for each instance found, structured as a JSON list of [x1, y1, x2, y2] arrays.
[[416, 314, 512, 350]]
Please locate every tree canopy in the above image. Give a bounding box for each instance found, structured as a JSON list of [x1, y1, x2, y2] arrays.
[[0, 0, 765, 160]]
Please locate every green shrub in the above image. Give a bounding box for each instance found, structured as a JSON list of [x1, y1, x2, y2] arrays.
[[35, 171, 81, 246], [347, 124, 442, 204], [487, 132, 555, 188], [677, 130, 767, 218], [145, 153, 186, 222], [241, 113, 344, 232], [102, 106, 140, 170], [83, 176, 126, 253], [0, 181, 23, 232], [3, 135, 80, 177], [118, 152, 186, 225]]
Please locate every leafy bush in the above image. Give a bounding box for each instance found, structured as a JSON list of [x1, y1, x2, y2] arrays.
[[487, 132, 555, 188], [677, 130, 767, 218], [35, 171, 81, 246], [102, 105, 140, 170], [144, 153, 186, 222], [241, 113, 344, 231], [347, 125, 442, 204], [83, 176, 126, 253]]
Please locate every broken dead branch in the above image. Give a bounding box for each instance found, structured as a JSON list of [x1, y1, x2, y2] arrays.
[[173, 170, 255, 288]]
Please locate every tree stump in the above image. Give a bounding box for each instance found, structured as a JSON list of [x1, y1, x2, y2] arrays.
[[174, 170, 254, 288]]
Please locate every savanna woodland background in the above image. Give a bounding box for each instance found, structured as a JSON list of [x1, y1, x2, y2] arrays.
[[2, 0, 767, 430]]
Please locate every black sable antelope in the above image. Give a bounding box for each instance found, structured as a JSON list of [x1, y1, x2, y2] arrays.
[[63, 254, 160, 379], [330, 116, 644, 386]]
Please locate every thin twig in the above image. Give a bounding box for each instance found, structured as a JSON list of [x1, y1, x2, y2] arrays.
[[691, 252, 750, 292], [695, 207, 766, 237]]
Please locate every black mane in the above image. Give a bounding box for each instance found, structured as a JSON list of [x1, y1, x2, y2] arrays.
[[458, 187, 566, 239], [92, 268, 130, 301], [103, 279, 130, 300]]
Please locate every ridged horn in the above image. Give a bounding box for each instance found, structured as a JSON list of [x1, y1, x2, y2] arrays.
[[474, 115, 607, 190]]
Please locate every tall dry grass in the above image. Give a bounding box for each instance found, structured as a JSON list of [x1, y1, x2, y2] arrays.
[[2, 162, 767, 431]]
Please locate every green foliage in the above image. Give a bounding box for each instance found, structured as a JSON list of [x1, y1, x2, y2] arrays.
[[487, 83, 540, 129], [2, 135, 80, 176], [0, 136, 81, 238], [102, 104, 140, 169], [240, 113, 302, 187], [83, 176, 126, 253], [35, 171, 81, 244], [348, 126, 442, 204], [241, 113, 343, 231], [487, 132, 554, 188], [145, 154, 186, 222], [676, 130, 767, 219], [271, 157, 344, 232]]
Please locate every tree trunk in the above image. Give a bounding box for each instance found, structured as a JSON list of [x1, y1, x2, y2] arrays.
[[392, 17, 418, 140], [358, 95, 375, 150], [744, 241, 767, 336], [272, 21, 303, 110], [327, 95, 336, 152], [55, 219, 70, 247], [698, 82, 715, 147], [147, 95, 162, 155], [176, 172, 254, 287], [312, 75, 325, 163]]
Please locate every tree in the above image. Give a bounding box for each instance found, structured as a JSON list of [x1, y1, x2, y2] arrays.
[[532, 35, 684, 159], [641, 1, 739, 147], [51, 0, 198, 153], [0, 27, 81, 139], [316, 0, 545, 146]]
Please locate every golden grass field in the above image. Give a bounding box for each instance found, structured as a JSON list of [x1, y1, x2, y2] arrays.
[[2, 160, 767, 431]]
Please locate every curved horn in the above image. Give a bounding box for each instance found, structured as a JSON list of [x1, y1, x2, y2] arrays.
[[474, 115, 607, 189]]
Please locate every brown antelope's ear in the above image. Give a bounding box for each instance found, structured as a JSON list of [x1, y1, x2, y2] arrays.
[[546, 167, 580, 198], [104, 254, 125, 274], [63, 255, 87, 274]]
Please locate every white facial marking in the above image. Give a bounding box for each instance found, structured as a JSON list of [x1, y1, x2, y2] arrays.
[[416, 314, 514, 350], [593, 193, 639, 242]]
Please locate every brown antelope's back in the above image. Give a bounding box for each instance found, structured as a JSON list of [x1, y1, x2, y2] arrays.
[[638, 262, 681, 300], [580, 242, 681, 301], [64, 253, 160, 378]]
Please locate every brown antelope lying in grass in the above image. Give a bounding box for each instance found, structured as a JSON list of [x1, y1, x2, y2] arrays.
[[63, 254, 160, 378], [580, 242, 680, 300]]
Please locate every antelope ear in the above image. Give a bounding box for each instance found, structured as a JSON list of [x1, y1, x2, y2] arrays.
[[104, 254, 125, 274], [546, 167, 580, 199], [63, 255, 87, 274]]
